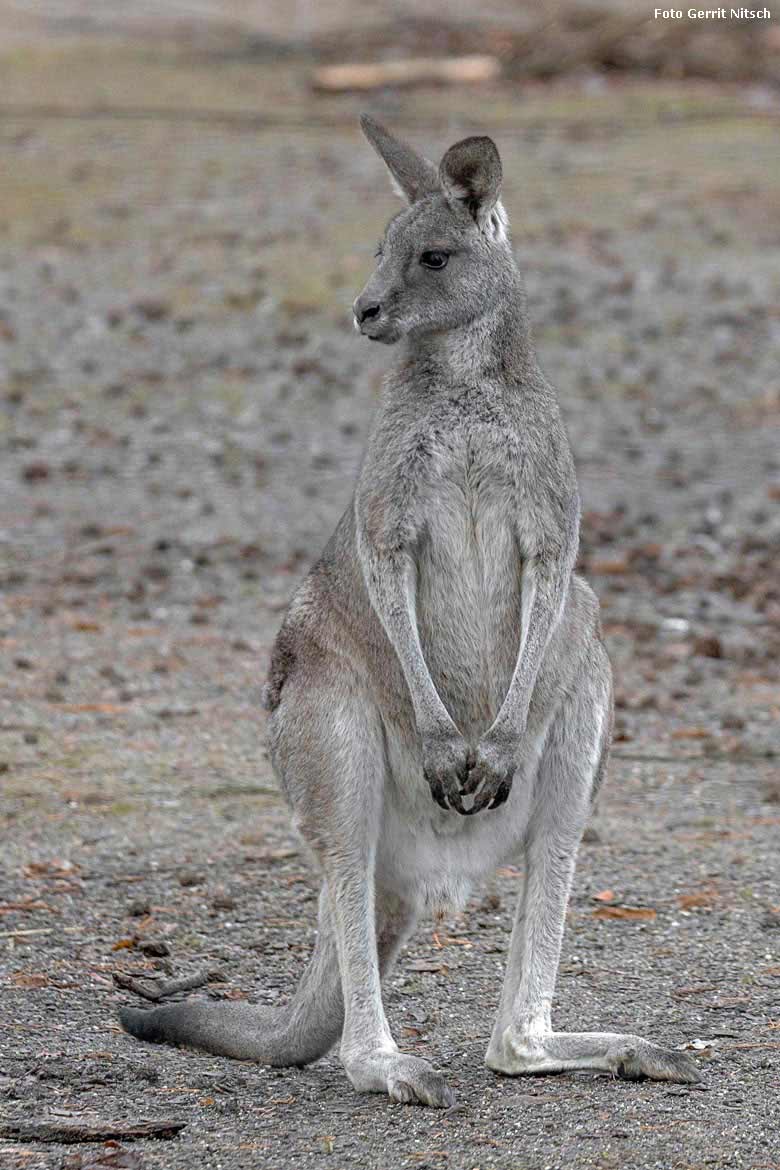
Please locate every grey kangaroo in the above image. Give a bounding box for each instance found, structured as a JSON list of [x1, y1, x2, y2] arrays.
[[120, 116, 699, 1106]]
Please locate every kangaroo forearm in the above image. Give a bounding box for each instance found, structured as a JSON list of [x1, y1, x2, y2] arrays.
[[359, 545, 453, 732], [385, 612, 451, 730], [492, 570, 568, 735]]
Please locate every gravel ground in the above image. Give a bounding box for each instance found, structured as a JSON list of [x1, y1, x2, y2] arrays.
[[1, 19, 779, 1170]]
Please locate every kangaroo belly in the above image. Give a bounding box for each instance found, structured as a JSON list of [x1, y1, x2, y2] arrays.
[[416, 474, 522, 738]]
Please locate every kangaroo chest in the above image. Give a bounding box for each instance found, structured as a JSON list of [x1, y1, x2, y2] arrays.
[[414, 431, 523, 737]]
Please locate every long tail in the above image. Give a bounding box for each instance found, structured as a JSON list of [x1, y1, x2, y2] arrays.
[[119, 889, 344, 1065], [119, 997, 339, 1065]]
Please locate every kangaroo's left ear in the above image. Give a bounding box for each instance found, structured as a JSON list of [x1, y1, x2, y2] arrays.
[[360, 114, 439, 205], [439, 136, 505, 234]]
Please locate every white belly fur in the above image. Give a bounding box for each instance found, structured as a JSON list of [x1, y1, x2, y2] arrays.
[[376, 699, 548, 915]]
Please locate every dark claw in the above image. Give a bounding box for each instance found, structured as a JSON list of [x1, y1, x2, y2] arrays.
[[469, 788, 493, 815], [425, 771, 450, 811], [459, 769, 480, 796], [453, 757, 472, 795], [469, 770, 515, 815], [447, 787, 467, 815], [489, 777, 513, 809]]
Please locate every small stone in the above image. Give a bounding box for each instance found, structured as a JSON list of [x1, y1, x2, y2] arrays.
[[761, 779, 780, 805], [138, 939, 170, 957], [178, 870, 205, 888], [22, 461, 50, 482], [693, 634, 722, 659], [212, 894, 237, 911], [133, 297, 170, 322], [127, 899, 151, 917]]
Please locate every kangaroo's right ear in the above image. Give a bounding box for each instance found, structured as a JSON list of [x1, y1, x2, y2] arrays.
[[439, 136, 503, 231], [360, 114, 439, 205]]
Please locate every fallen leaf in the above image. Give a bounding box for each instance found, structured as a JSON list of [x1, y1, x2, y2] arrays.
[[0, 899, 53, 914], [59, 704, 125, 715], [593, 889, 616, 902], [11, 971, 50, 988], [677, 892, 717, 910], [111, 938, 136, 951], [23, 859, 81, 879], [671, 727, 710, 740], [432, 933, 472, 948], [589, 555, 630, 575], [683, 1038, 719, 1051], [407, 959, 449, 973], [592, 905, 657, 921]]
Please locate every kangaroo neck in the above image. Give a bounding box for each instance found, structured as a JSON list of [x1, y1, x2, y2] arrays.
[[401, 282, 533, 387]]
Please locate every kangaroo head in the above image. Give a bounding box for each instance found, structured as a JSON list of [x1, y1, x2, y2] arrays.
[[353, 116, 513, 346]]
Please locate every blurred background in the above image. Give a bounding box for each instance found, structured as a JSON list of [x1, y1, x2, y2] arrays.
[[1, 4, 779, 1168]]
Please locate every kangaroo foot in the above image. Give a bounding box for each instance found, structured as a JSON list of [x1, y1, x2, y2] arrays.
[[343, 1048, 455, 1107], [486, 1028, 700, 1084]]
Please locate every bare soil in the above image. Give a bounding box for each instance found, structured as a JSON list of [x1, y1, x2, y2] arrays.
[[0, 12, 779, 1170]]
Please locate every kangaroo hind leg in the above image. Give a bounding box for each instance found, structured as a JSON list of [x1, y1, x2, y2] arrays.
[[486, 650, 699, 1085], [273, 670, 454, 1107]]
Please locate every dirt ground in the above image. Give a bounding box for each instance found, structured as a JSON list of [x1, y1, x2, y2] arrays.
[[1, 8, 779, 1170]]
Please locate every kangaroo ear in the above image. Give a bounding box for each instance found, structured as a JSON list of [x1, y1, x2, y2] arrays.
[[439, 136, 503, 230], [360, 114, 439, 205]]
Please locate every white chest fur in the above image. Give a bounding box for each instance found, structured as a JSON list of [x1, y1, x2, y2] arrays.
[[414, 431, 523, 738]]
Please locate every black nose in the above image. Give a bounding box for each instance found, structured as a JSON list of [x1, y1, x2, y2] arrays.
[[356, 302, 381, 325]]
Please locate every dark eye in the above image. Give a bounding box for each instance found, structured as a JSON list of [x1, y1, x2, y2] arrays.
[[420, 250, 449, 270]]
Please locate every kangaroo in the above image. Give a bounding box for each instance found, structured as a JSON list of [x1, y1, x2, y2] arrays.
[[119, 116, 699, 1106]]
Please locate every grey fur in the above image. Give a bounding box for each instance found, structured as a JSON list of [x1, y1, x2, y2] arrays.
[[360, 114, 439, 205], [119, 118, 699, 1105]]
